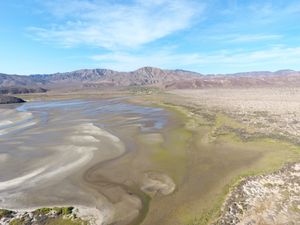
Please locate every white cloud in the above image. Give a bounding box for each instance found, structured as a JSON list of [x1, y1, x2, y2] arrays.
[[25, 0, 300, 73], [227, 34, 282, 43], [205, 33, 282, 44], [29, 0, 203, 49], [90, 46, 300, 73]]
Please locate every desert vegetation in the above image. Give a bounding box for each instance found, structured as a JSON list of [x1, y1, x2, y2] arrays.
[[0, 207, 88, 225]]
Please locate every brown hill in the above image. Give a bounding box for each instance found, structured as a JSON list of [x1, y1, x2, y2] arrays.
[[1, 67, 300, 92]]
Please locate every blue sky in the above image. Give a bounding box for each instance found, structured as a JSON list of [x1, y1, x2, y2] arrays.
[[1, 0, 300, 74]]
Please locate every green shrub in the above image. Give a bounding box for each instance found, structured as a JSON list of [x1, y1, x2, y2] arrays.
[[62, 207, 74, 215], [9, 218, 24, 225], [0, 209, 13, 219], [34, 207, 52, 215]]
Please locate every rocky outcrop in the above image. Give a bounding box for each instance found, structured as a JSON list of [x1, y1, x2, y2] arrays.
[[0, 207, 89, 225], [0, 95, 25, 104], [214, 163, 300, 225]]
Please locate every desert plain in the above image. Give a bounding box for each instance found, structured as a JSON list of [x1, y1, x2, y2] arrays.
[[1, 87, 300, 225]]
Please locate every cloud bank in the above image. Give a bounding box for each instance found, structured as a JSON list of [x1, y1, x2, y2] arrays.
[[16, 0, 300, 73], [29, 0, 202, 49]]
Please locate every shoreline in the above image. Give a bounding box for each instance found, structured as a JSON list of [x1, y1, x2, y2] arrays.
[[160, 89, 300, 225], [130, 91, 300, 225], [0, 205, 103, 225], [2, 89, 300, 225]]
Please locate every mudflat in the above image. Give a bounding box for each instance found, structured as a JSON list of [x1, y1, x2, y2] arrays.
[[0, 98, 171, 224], [1, 88, 300, 225]]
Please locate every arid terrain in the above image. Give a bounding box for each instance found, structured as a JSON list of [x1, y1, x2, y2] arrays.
[[215, 162, 300, 224], [171, 88, 300, 144], [2, 0, 300, 223], [1, 69, 300, 225], [1, 67, 300, 92], [169, 88, 300, 224]]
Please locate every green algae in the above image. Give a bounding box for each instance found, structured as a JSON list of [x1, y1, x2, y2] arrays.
[[4, 207, 87, 225], [150, 100, 300, 225]]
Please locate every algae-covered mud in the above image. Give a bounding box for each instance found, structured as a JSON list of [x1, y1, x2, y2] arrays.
[[129, 92, 300, 225], [1, 93, 300, 225]]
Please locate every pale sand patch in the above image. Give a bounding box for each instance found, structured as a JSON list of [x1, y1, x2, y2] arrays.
[[0, 111, 34, 136], [0, 110, 33, 123], [40, 145, 98, 180], [0, 120, 37, 136], [293, 163, 300, 171], [0, 153, 9, 162], [0, 121, 126, 194], [69, 135, 100, 143], [78, 123, 121, 143], [0, 120, 13, 127], [75, 205, 105, 225], [141, 172, 176, 197], [0, 167, 46, 191], [0, 145, 97, 192]]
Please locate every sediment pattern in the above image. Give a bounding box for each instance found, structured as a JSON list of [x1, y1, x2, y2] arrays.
[[0, 99, 171, 225]]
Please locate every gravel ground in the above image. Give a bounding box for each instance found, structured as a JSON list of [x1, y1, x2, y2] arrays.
[[171, 88, 300, 143], [214, 163, 300, 225]]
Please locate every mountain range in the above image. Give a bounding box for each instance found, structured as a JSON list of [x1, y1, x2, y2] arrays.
[[1, 67, 300, 94]]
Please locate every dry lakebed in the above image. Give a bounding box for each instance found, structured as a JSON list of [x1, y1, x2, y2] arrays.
[[1, 88, 300, 225]]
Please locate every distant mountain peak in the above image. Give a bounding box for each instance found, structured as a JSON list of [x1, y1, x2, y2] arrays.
[[274, 69, 296, 75], [1, 67, 300, 92], [134, 66, 164, 73]]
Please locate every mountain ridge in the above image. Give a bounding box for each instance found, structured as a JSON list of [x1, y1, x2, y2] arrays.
[[1, 67, 300, 93]]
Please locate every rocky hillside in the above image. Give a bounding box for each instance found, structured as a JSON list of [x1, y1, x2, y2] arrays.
[[1, 67, 300, 91], [0, 87, 47, 95], [0, 95, 26, 104], [28, 67, 201, 89]]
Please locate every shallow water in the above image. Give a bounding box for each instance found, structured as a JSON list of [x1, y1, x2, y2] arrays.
[[0, 99, 169, 224], [1, 97, 286, 225]]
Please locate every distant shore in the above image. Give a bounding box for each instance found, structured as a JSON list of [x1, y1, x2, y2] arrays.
[[0, 95, 25, 104]]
